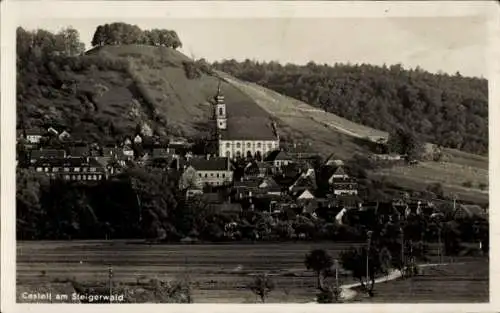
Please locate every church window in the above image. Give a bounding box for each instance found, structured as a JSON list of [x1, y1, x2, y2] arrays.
[[219, 107, 224, 116], [226, 142, 230, 148], [257, 143, 261, 148], [236, 143, 241, 148], [268, 143, 272, 149], [247, 142, 251, 148]]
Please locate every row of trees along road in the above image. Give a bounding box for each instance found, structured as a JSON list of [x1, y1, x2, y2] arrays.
[[91, 23, 182, 49]]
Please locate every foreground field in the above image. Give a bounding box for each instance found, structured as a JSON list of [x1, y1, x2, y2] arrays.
[[355, 260, 489, 303], [17, 241, 488, 303]]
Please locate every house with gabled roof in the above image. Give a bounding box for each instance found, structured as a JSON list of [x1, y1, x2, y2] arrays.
[[67, 146, 90, 158], [328, 166, 358, 196], [324, 153, 344, 167], [244, 161, 272, 178], [30, 149, 66, 163], [58, 130, 71, 141], [265, 150, 293, 168], [184, 156, 233, 188], [258, 177, 282, 196], [296, 189, 315, 200], [453, 204, 488, 220], [289, 167, 317, 194], [30, 157, 106, 181], [25, 128, 45, 144]]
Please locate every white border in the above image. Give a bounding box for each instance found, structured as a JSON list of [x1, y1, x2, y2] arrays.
[[1, 1, 499, 313]]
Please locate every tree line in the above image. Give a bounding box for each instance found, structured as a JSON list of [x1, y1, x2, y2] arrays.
[[17, 27, 86, 60], [91, 22, 182, 49], [17, 162, 488, 248], [213, 60, 488, 155]]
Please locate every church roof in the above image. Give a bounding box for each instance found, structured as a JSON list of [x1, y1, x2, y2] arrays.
[[219, 117, 278, 140], [215, 81, 278, 141]]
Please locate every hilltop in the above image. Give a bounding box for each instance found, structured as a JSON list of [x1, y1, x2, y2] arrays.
[[17, 41, 488, 204]]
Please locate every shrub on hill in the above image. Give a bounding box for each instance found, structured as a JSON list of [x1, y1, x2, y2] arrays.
[[213, 60, 488, 155]]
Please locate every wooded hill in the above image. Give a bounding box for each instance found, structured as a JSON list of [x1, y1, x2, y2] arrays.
[[213, 60, 488, 156]]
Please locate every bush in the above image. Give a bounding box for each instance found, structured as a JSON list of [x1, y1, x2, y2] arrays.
[[182, 61, 201, 80], [462, 181, 473, 188]]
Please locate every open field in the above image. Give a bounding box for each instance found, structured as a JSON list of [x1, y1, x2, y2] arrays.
[[355, 260, 489, 303], [17, 241, 488, 303]]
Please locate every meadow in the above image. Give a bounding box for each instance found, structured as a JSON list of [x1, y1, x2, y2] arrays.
[[17, 241, 488, 303], [355, 260, 489, 303]]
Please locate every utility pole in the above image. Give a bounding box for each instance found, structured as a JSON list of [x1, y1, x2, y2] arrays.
[[366, 231, 373, 290], [438, 226, 442, 264], [108, 264, 113, 303], [335, 259, 339, 290], [400, 226, 405, 275]]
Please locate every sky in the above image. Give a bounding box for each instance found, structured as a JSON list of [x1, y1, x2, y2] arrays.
[[17, 16, 488, 78]]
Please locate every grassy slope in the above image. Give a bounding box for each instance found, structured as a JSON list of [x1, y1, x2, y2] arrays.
[[87, 45, 276, 139]]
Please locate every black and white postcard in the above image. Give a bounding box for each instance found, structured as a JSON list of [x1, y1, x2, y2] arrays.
[[1, 1, 499, 312]]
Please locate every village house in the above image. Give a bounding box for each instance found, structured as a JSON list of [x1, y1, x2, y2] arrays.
[[328, 166, 358, 196], [24, 128, 45, 144], [58, 130, 71, 141], [324, 154, 344, 167], [47, 127, 59, 137], [265, 150, 293, 169], [182, 156, 234, 189], [30, 157, 106, 181], [133, 134, 143, 145], [29, 149, 66, 163], [289, 168, 317, 195], [67, 146, 90, 158], [243, 161, 273, 178]]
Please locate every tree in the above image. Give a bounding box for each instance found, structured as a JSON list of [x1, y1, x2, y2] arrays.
[[248, 274, 275, 303], [91, 25, 106, 47], [339, 245, 391, 297], [16, 169, 50, 239], [387, 125, 423, 160], [426, 182, 444, 199], [304, 249, 333, 291], [56, 27, 86, 56]]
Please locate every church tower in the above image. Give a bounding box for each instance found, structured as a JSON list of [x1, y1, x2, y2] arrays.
[[214, 80, 227, 130]]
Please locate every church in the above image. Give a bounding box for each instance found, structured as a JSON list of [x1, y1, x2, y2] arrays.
[[212, 82, 280, 160]]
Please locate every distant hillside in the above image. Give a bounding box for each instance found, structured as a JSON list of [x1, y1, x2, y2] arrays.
[[213, 60, 488, 156]]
